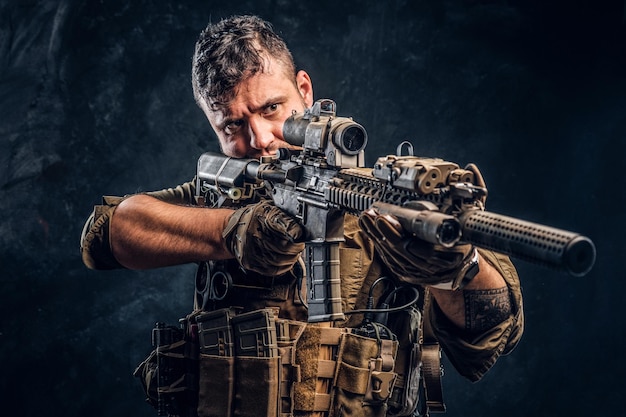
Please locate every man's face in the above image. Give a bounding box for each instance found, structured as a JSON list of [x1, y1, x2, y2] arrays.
[[200, 58, 314, 159]]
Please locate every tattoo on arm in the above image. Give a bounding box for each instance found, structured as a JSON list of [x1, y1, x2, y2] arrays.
[[464, 287, 512, 333]]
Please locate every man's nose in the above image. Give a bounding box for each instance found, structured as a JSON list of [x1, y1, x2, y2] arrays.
[[248, 118, 275, 154]]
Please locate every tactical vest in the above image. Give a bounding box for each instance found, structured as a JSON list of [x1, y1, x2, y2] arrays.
[[134, 254, 446, 417]]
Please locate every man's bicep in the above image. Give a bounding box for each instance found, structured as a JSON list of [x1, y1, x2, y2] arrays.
[[80, 179, 197, 270]]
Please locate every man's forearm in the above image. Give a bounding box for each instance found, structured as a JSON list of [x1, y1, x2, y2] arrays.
[[429, 254, 511, 331], [110, 194, 234, 269]]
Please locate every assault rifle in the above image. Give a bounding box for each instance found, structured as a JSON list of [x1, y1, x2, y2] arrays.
[[195, 99, 596, 323]]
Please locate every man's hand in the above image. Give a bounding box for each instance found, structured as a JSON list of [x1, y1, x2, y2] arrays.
[[359, 162, 489, 289], [359, 207, 476, 288], [223, 200, 305, 276]]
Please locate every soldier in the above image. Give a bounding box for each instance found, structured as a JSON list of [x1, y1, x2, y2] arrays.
[[81, 15, 523, 417]]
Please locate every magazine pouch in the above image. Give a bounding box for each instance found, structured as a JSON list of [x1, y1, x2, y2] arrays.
[[332, 332, 398, 417], [133, 321, 198, 417], [196, 308, 239, 417]]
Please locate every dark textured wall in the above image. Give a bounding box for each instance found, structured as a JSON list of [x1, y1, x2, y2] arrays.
[[1, 0, 624, 416]]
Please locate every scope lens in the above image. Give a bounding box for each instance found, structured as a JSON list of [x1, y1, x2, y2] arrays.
[[343, 126, 366, 152], [334, 122, 368, 155]]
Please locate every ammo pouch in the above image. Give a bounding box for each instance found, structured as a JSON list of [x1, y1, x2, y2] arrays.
[[195, 307, 306, 417], [386, 305, 423, 417], [194, 309, 402, 417], [289, 325, 399, 417], [133, 321, 199, 417], [136, 305, 426, 417], [330, 332, 399, 417]]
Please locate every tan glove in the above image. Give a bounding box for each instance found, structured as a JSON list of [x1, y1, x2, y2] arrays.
[[359, 162, 487, 288], [222, 201, 305, 276], [359, 207, 476, 287]]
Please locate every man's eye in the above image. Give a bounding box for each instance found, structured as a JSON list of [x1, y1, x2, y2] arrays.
[[224, 120, 243, 135], [263, 103, 279, 115]]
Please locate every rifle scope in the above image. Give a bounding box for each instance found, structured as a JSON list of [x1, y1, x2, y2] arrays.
[[283, 100, 368, 156]]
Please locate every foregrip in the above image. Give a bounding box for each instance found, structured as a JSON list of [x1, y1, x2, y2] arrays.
[[459, 210, 596, 277], [305, 240, 346, 322]]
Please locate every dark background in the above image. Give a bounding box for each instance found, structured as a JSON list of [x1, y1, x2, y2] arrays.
[[1, 0, 624, 415]]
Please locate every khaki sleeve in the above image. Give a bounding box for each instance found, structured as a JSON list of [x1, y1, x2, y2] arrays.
[[79, 180, 197, 270], [427, 249, 524, 382]]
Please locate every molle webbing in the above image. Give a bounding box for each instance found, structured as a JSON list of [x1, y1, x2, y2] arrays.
[[293, 326, 347, 413], [277, 319, 307, 417]]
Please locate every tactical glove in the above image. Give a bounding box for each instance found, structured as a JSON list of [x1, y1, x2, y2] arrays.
[[359, 163, 486, 289], [222, 200, 305, 276]]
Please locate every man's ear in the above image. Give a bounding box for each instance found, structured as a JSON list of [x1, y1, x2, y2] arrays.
[[296, 70, 314, 107]]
